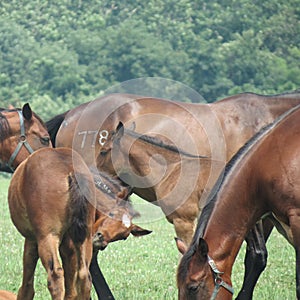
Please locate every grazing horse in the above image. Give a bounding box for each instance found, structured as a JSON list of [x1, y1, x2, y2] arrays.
[[46, 90, 300, 298], [8, 147, 96, 300], [0, 103, 51, 172], [176, 104, 300, 299]]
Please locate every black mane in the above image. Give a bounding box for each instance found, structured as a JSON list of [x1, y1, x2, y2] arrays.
[[125, 129, 206, 158], [46, 111, 68, 147]]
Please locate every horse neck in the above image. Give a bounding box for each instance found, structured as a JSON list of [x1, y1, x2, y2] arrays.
[[201, 159, 264, 275]]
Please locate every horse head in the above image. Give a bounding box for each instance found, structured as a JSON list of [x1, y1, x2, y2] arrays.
[[92, 200, 151, 251], [176, 238, 233, 300], [0, 103, 51, 171]]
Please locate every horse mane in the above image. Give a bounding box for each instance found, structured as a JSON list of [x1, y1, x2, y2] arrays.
[[178, 104, 300, 282], [234, 88, 300, 98], [46, 111, 68, 147], [124, 129, 205, 158]]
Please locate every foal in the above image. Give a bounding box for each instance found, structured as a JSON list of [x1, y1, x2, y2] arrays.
[[8, 147, 96, 300]]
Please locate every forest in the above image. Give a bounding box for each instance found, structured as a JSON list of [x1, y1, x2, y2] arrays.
[[0, 0, 299, 120]]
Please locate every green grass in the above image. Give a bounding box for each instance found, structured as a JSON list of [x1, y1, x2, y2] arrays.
[[0, 177, 296, 299]]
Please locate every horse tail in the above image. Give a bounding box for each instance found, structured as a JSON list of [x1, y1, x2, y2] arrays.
[[67, 172, 92, 244], [45, 111, 68, 147]]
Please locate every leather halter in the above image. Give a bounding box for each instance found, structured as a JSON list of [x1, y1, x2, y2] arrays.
[[208, 256, 234, 300], [3, 110, 34, 172]]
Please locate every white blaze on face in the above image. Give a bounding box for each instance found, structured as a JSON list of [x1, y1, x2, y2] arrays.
[[122, 214, 131, 228]]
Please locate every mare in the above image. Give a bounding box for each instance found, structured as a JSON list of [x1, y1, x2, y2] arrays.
[[46, 90, 300, 298], [0, 103, 51, 172], [176, 104, 300, 299]]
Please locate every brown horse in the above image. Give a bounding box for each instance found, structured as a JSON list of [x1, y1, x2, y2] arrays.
[[8, 147, 96, 300], [46, 90, 300, 298], [176, 104, 300, 299], [0, 103, 51, 172], [46, 91, 300, 243], [92, 170, 151, 251]]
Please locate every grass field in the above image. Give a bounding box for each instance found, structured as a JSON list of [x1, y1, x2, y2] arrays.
[[0, 176, 296, 299]]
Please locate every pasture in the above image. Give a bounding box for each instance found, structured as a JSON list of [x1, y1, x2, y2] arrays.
[[0, 177, 295, 299]]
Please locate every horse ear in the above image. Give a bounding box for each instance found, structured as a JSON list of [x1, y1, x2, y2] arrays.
[[175, 237, 188, 255], [22, 103, 33, 121], [197, 238, 209, 258], [114, 121, 124, 141], [130, 225, 152, 237]]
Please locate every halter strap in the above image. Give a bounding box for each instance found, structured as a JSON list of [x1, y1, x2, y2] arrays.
[[5, 110, 34, 171], [208, 256, 234, 300]]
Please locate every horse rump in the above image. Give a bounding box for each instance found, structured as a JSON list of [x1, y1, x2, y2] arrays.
[[67, 172, 94, 245]]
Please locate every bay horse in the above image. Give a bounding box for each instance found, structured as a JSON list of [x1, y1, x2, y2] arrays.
[[176, 104, 300, 299], [90, 169, 151, 299], [46, 90, 300, 298], [0, 103, 51, 172], [8, 147, 96, 300]]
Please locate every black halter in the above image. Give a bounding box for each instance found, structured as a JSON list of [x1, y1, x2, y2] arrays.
[[1, 110, 34, 172]]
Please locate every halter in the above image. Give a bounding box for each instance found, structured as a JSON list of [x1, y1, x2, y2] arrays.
[[3, 110, 34, 172], [208, 256, 234, 300]]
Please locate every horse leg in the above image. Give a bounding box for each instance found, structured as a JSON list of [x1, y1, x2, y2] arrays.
[[75, 240, 93, 299], [60, 236, 78, 299], [60, 236, 92, 300], [17, 239, 38, 300], [38, 235, 65, 300], [236, 218, 273, 300], [288, 213, 300, 299], [89, 251, 115, 300]]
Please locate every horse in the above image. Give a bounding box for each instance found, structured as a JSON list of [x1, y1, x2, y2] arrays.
[[0, 103, 51, 172], [176, 104, 300, 299], [46, 90, 300, 298], [92, 169, 151, 251], [90, 169, 151, 299], [0, 291, 17, 300], [8, 147, 96, 300]]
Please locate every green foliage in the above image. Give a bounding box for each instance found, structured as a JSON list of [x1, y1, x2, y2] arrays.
[[0, 0, 299, 110]]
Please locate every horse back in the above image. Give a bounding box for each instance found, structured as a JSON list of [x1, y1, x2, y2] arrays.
[[8, 147, 96, 241]]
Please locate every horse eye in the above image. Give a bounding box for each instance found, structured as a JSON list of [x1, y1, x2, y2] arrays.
[[188, 284, 199, 295], [108, 212, 114, 218], [40, 136, 50, 145]]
